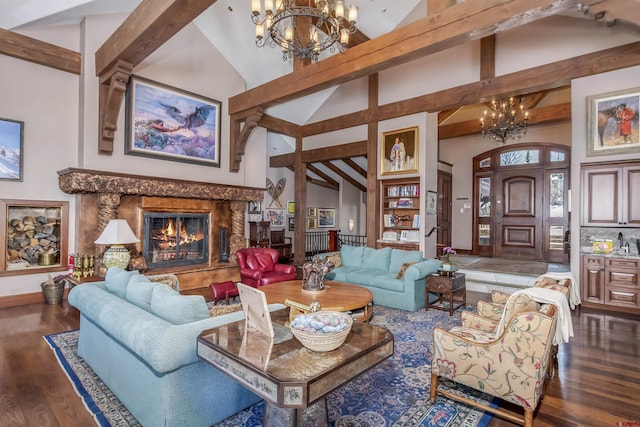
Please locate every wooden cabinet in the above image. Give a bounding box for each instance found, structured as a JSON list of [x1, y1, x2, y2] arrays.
[[582, 254, 640, 312], [378, 178, 420, 250], [581, 162, 640, 227], [582, 255, 605, 304]]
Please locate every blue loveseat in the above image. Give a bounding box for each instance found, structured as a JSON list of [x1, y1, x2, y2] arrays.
[[68, 268, 284, 427], [319, 245, 441, 311]]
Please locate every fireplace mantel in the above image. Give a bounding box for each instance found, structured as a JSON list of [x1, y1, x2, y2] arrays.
[[58, 168, 263, 201], [57, 168, 265, 291]]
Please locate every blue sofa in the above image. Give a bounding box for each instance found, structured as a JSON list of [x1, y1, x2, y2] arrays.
[[319, 245, 441, 311], [68, 268, 284, 427]]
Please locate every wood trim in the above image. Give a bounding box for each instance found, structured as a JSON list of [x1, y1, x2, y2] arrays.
[[0, 28, 81, 75], [480, 35, 495, 80], [0, 289, 70, 309], [95, 0, 218, 76], [229, 0, 572, 115], [230, 107, 264, 172], [98, 60, 133, 155]]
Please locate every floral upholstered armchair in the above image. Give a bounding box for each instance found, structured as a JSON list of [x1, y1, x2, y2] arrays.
[[431, 294, 558, 427]]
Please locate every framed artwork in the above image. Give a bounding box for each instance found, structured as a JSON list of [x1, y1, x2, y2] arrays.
[[287, 200, 295, 214], [125, 75, 222, 167], [288, 216, 295, 231], [0, 118, 24, 181], [381, 126, 419, 175], [307, 207, 317, 217], [318, 208, 336, 228], [265, 208, 285, 228], [426, 190, 437, 215], [587, 87, 640, 157], [248, 200, 262, 214], [307, 217, 317, 229]]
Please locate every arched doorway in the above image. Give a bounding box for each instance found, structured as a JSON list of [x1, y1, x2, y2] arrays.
[[473, 143, 570, 263]]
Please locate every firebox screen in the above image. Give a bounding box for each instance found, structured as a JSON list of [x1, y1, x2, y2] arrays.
[[143, 213, 209, 268]]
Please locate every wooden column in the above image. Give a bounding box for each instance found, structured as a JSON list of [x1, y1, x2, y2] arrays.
[[294, 136, 306, 265], [366, 74, 379, 248]]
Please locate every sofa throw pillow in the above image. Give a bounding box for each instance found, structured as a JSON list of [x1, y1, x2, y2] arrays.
[[389, 249, 424, 275], [326, 253, 342, 268], [363, 247, 391, 271], [104, 267, 140, 299], [150, 284, 210, 324], [339, 245, 365, 268], [395, 262, 417, 279], [255, 252, 275, 272], [126, 275, 155, 311]]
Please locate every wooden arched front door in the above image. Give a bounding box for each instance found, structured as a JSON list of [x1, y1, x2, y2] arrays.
[[473, 143, 570, 263]]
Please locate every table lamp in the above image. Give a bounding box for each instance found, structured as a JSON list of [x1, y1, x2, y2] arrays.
[[95, 219, 140, 270]]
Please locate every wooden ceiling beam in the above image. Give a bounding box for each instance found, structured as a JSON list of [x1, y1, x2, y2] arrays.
[[307, 164, 340, 188], [0, 28, 80, 75], [342, 158, 367, 178], [95, 0, 217, 76], [229, 0, 573, 115], [322, 162, 367, 192], [300, 141, 367, 163], [438, 102, 571, 140]]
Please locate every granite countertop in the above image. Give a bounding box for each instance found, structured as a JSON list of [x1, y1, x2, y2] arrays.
[[580, 247, 640, 259]]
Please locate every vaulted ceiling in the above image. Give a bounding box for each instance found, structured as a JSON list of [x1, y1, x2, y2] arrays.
[[1, 0, 638, 191]]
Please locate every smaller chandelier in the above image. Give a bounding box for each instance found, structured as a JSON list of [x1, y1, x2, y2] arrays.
[[480, 97, 529, 144], [251, 0, 359, 62]]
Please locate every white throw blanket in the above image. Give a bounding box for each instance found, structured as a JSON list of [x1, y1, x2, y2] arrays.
[[495, 287, 573, 345], [536, 272, 581, 309]]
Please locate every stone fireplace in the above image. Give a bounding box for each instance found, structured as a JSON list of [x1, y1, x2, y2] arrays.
[[58, 168, 263, 290], [143, 212, 209, 269]]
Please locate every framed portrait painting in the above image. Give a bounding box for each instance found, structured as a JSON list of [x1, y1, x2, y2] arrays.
[[265, 208, 285, 228], [318, 208, 336, 228], [587, 87, 640, 157], [381, 126, 419, 175], [0, 118, 24, 181], [125, 75, 222, 167]]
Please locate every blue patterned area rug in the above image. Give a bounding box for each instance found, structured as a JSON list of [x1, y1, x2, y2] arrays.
[[45, 306, 497, 427]]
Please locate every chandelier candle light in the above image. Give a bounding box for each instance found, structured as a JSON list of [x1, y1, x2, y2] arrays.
[[480, 97, 529, 144], [251, 0, 359, 62], [94, 219, 140, 270]]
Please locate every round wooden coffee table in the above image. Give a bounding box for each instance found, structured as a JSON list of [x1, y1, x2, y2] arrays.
[[261, 280, 373, 322]]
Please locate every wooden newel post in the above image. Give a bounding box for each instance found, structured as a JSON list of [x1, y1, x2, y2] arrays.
[[328, 230, 339, 252]]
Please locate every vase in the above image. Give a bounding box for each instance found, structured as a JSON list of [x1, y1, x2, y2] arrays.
[[441, 254, 450, 264]]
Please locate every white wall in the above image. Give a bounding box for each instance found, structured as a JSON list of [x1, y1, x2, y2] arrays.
[[0, 15, 258, 298]]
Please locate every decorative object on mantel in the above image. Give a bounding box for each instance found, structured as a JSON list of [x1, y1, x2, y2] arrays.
[[480, 97, 529, 144], [251, 0, 359, 62], [266, 177, 286, 208], [95, 219, 140, 270], [301, 255, 335, 292]]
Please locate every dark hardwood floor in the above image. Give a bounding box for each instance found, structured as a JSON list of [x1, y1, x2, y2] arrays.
[[1, 290, 638, 426]]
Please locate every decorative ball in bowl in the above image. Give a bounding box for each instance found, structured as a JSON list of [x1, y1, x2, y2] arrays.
[[289, 311, 353, 352]]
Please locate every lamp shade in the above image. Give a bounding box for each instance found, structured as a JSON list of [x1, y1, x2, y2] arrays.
[[95, 219, 139, 245]]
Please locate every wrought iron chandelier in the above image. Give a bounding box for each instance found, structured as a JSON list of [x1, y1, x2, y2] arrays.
[[251, 0, 359, 62], [480, 97, 529, 144]]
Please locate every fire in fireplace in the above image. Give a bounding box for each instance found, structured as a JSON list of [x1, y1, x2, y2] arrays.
[[142, 213, 209, 269]]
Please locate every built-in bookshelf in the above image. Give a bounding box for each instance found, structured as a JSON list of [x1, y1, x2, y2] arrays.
[[378, 178, 421, 250]]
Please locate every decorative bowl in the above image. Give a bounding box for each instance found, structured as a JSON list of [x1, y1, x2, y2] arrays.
[[289, 311, 353, 352]]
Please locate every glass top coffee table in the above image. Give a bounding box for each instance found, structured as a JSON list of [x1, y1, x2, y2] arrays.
[[197, 308, 393, 426], [260, 279, 374, 322]]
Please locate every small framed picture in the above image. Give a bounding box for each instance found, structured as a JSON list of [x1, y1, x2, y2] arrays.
[[0, 118, 24, 181], [288, 216, 295, 231], [287, 200, 295, 214], [318, 208, 336, 228], [248, 200, 261, 214], [587, 87, 640, 157], [307, 217, 317, 229], [426, 190, 437, 215], [307, 207, 317, 218], [265, 209, 285, 228]]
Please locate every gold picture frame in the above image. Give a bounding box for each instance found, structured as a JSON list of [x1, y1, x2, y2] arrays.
[[381, 126, 419, 175], [587, 87, 640, 157]]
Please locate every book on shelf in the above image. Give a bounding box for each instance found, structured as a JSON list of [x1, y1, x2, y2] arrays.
[[400, 230, 421, 242], [397, 198, 413, 207], [384, 214, 392, 227], [412, 214, 420, 228]]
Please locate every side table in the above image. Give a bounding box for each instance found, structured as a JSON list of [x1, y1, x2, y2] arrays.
[[65, 275, 102, 290], [426, 272, 466, 315]]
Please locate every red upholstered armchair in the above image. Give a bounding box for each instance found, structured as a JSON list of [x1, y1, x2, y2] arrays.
[[235, 247, 296, 287]]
